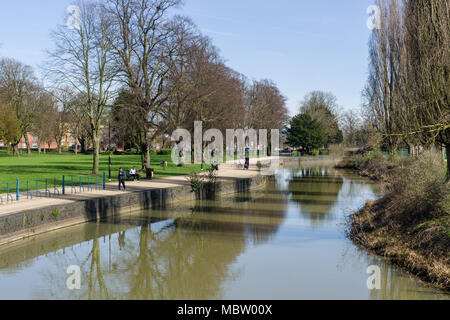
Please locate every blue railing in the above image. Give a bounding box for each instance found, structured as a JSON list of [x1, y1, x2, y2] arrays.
[[0, 172, 106, 204]]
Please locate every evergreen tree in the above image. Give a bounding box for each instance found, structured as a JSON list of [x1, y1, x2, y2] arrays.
[[286, 114, 325, 154]]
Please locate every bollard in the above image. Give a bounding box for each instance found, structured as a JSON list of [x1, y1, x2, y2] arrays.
[[103, 172, 106, 190], [27, 180, 31, 199], [16, 179, 19, 201], [62, 175, 65, 195], [79, 176, 82, 192]]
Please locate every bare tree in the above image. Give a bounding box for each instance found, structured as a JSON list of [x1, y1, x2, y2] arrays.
[[31, 89, 55, 154], [45, 0, 118, 174], [106, 0, 181, 168], [161, 16, 211, 133], [341, 109, 361, 147], [246, 79, 289, 131], [403, 0, 450, 178], [363, 0, 405, 154]]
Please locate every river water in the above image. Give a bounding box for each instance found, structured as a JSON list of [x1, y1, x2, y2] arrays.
[[0, 165, 448, 300]]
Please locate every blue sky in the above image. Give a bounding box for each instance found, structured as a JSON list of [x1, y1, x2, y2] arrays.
[[0, 0, 375, 115]]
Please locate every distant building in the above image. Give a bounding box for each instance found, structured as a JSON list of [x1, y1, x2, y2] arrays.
[[0, 132, 80, 151]]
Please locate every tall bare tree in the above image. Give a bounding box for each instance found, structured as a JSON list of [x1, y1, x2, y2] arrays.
[[46, 0, 118, 174], [31, 89, 55, 154], [403, 0, 450, 178], [363, 0, 405, 154], [107, 0, 181, 168]]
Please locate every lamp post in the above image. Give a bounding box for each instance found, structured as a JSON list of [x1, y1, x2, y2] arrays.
[[108, 121, 112, 181]]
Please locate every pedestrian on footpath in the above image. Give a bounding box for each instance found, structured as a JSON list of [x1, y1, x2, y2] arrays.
[[118, 167, 126, 191]]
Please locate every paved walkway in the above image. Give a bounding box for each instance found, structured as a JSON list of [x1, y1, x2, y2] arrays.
[[0, 157, 276, 217]]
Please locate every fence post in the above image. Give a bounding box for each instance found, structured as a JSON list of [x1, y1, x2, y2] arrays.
[[16, 179, 19, 201], [103, 172, 106, 190], [79, 176, 82, 192], [62, 175, 65, 195]]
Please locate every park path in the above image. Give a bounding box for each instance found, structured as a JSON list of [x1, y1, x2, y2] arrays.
[[0, 157, 277, 217]]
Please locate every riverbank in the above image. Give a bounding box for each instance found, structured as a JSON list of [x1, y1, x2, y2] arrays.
[[338, 150, 450, 291], [0, 157, 305, 246]]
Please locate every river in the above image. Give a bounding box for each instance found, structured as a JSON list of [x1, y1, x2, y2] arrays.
[[0, 165, 448, 299]]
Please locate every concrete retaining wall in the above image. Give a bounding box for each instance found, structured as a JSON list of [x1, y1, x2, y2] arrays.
[[0, 174, 268, 246]]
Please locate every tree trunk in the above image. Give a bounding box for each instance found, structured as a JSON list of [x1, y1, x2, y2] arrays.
[[57, 140, 62, 154], [80, 138, 86, 154], [74, 143, 78, 155], [146, 142, 151, 168], [92, 133, 100, 175], [140, 152, 146, 170], [23, 134, 31, 155], [13, 144, 20, 157], [445, 143, 450, 182], [139, 140, 151, 170]]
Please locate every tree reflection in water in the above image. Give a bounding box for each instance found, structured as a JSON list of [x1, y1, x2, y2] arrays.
[[288, 167, 344, 226], [31, 184, 287, 300]]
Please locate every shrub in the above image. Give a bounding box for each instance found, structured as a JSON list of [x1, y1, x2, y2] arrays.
[[351, 149, 385, 168], [158, 149, 172, 155], [187, 172, 203, 192], [386, 150, 448, 223], [51, 209, 59, 220]]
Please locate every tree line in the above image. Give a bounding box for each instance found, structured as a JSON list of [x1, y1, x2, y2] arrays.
[[363, 0, 449, 178], [0, 0, 289, 173]]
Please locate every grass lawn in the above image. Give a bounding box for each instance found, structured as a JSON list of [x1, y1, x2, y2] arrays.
[[0, 150, 207, 194]]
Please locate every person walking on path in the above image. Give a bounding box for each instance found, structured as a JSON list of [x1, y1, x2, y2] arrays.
[[118, 168, 126, 191]]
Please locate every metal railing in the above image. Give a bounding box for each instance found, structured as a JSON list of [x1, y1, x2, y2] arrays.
[[0, 172, 107, 204]]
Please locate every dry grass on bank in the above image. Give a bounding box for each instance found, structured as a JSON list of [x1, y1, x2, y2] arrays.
[[345, 150, 450, 290], [337, 149, 405, 181]]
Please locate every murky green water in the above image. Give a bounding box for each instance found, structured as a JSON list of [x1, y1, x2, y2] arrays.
[[0, 166, 448, 300]]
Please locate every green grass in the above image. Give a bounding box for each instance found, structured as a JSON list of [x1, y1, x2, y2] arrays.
[[0, 150, 207, 193]]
